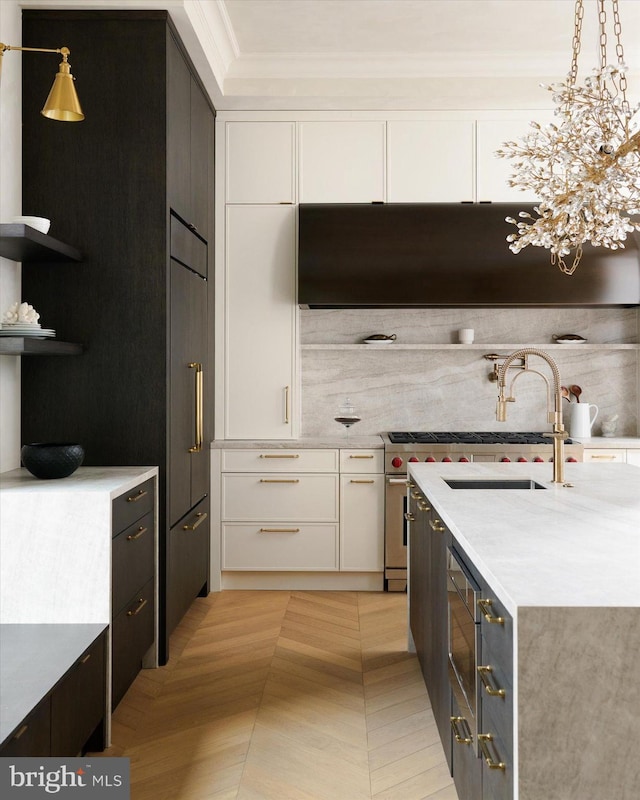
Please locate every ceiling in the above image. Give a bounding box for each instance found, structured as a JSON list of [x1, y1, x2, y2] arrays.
[[209, 0, 640, 109], [18, 0, 640, 110]]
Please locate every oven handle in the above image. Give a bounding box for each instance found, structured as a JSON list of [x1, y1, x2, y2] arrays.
[[387, 477, 409, 485]]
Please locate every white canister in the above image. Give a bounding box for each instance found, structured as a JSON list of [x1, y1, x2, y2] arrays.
[[569, 403, 599, 439]]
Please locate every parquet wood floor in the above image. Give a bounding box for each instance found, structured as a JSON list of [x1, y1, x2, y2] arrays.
[[99, 591, 458, 800]]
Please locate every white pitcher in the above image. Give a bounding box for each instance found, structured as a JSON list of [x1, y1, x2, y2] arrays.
[[569, 403, 599, 439]]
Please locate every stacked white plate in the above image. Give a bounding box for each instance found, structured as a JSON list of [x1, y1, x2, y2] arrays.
[[0, 323, 55, 338]]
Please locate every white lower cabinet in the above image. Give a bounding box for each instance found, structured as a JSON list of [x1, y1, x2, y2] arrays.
[[582, 448, 626, 463], [626, 449, 640, 466], [219, 447, 384, 576], [340, 474, 384, 571]]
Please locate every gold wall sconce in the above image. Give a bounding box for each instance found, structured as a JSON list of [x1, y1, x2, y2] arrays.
[[0, 43, 84, 122]]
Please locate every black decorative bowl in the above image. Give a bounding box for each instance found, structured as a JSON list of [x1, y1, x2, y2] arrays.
[[21, 443, 85, 479]]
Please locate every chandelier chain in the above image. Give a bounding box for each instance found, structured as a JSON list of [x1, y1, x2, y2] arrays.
[[569, 0, 584, 89], [598, 0, 608, 72], [611, 0, 628, 107]]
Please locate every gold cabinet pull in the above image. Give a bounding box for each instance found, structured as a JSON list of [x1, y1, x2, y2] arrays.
[[284, 385, 290, 424], [589, 454, 616, 460], [259, 478, 300, 483], [404, 511, 415, 522], [13, 724, 28, 740], [478, 733, 506, 770], [127, 525, 147, 541], [429, 519, 446, 532], [260, 453, 300, 459], [259, 527, 300, 533], [183, 511, 208, 531], [349, 454, 374, 459], [478, 598, 505, 625], [350, 479, 374, 484], [410, 490, 422, 499], [417, 500, 431, 512], [127, 598, 148, 617], [478, 665, 506, 697], [80, 653, 92, 664], [188, 362, 204, 452], [450, 716, 472, 745], [127, 489, 148, 503]]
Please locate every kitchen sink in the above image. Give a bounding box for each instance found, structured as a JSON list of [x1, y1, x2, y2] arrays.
[[444, 479, 547, 490]]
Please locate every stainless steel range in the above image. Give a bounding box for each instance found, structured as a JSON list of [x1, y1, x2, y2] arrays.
[[383, 431, 584, 591]]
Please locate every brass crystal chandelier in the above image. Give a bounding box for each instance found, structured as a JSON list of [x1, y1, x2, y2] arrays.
[[496, 0, 640, 275]]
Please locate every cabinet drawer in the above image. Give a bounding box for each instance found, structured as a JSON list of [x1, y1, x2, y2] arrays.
[[339, 449, 383, 473], [222, 523, 339, 571], [582, 449, 626, 463], [167, 497, 210, 636], [51, 632, 106, 757], [171, 213, 207, 278], [478, 640, 513, 751], [478, 592, 513, 672], [0, 697, 51, 757], [112, 478, 155, 536], [112, 511, 155, 617], [221, 448, 338, 473], [112, 578, 155, 710], [222, 474, 339, 521], [479, 703, 513, 800]]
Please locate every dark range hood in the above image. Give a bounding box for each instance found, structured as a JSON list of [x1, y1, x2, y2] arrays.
[[297, 203, 640, 307]]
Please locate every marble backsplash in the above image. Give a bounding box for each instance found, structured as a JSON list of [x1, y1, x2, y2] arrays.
[[300, 307, 639, 437]]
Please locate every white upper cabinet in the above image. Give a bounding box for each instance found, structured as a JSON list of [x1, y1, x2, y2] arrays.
[[225, 205, 297, 439], [387, 120, 474, 202], [226, 121, 295, 204], [476, 117, 551, 203], [298, 121, 386, 203]]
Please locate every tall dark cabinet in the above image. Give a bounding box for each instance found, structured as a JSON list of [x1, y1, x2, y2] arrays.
[[20, 10, 215, 666]]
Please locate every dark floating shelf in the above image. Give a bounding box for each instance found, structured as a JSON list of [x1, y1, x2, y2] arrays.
[[0, 337, 83, 356], [0, 224, 82, 263]]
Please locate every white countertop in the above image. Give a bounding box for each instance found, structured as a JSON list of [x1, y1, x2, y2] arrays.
[[0, 466, 158, 624], [408, 461, 640, 615], [572, 436, 640, 447], [211, 436, 384, 449], [0, 465, 158, 494]]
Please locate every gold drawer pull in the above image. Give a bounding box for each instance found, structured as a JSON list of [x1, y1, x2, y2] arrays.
[[260, 453, 300, 458], [259, 527, 300, 533], [478, 665, 506, 697], [14, 724, 29, 740], [478, 598, 505, 624], [80, 653, 92, 665], [183, 511, 207, 531], [404, 511, 415, 522], [429, 519, 445, 532], [450, 716, 472, 745], [127, 489, 148, 503], [349, 454, 374, 459], [410, 490, 422, 499], [418, 500, 431, 512], [350, 479, 374, 484], [478, 733, 506, 770], [589, 454, 616, 460], [127, 598, 148, 617], [259, 478, 300, 483], [127, 525, 148, 541]]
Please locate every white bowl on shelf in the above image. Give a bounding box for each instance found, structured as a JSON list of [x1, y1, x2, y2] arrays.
[[11, 216, 51, 234]]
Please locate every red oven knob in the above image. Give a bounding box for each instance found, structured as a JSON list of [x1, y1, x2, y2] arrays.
[[501, 457, 511, 462], [566, 456, 578, 462], [442, 456, 453, 462], [425, 456, 436, 463], [533, 456, 544, 463], [391, 456, 403, 469], [517, 457, 528, 462], [459, 457, 470, 462], [408, 456, 419, 462]]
